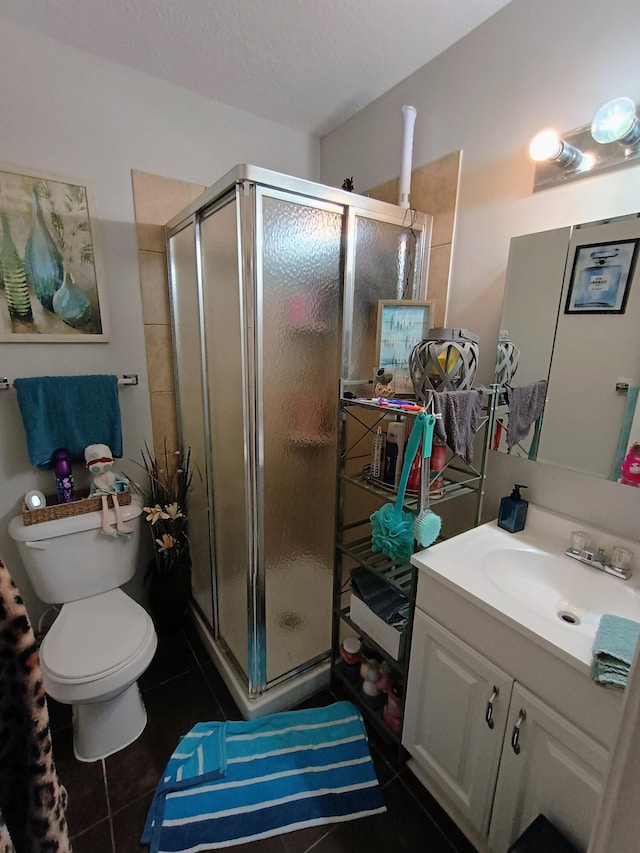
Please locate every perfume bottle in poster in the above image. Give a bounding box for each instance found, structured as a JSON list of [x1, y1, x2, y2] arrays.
[[573, 247, 622, 308]]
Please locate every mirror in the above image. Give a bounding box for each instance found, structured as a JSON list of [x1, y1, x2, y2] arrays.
[[493, 213, 640, 486]]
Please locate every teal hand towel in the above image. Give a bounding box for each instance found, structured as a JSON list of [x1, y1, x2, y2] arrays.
[[14, 375, 123, 469], [591, 614, 640, 688]]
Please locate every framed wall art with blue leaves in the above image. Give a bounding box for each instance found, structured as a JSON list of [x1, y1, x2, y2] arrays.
[[0, 163, 109, 342]]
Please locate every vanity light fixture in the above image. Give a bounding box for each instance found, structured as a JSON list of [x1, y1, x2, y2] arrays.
[[530, 97, 640, 192]]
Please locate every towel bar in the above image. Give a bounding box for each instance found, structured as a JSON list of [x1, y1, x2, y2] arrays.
[[0, 374, 138, 391]]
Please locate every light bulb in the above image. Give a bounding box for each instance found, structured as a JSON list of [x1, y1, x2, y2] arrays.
[[591, 97, 640, 145], [529, 129, 563, 162], [529, 129, 584, 168]]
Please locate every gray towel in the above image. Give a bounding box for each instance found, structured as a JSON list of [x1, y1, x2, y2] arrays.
[[432, 389, 484, 464], [506, 380, 547, 450]]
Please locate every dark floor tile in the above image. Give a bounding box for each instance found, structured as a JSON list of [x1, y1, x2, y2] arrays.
[[139, 630, 199, 691], [112, 789, 154, 852], [291, 688, 338, 711], [312, 776, 457, 853], [201, 659, 243, 720], [69, 818, 114, 853], [183, 617, 212, 665], [47, 695, 72, 734], [281, 822, 334, 853], [399, 767, 478, 853], [105, 667, 222, 812], [52, 726, 109, 837]]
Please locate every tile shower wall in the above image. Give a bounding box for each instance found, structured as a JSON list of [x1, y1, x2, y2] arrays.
[[131, 170, 204, 456], [367, 151, 461, 328]]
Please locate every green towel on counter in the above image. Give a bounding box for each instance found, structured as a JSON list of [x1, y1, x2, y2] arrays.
[[591, 614, 640, 688]]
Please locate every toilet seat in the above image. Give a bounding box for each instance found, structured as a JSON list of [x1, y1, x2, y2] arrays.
[[40, 589, 156, 701]]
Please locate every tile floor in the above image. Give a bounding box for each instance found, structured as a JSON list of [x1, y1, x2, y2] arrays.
[[48, 622, 477, 853]]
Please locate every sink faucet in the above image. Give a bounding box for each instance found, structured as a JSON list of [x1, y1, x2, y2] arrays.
[[565, 543, 633, 581]]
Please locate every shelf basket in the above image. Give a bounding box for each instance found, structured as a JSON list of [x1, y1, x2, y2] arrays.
[[22, 490, 132, 526]]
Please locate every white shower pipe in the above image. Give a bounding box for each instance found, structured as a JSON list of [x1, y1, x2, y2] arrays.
[[398, 105, 417, 208]]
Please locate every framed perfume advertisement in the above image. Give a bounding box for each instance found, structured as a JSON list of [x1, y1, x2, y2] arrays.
[[375, 299, 434, 396], [0, 163, 109, 342], [564, 239, 639, 315]]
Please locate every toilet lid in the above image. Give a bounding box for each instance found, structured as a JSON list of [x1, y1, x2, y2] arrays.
[[41, 589, 154, 683]]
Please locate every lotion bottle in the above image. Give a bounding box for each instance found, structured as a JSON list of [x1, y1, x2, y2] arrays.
[[497, 483, 528, 533]]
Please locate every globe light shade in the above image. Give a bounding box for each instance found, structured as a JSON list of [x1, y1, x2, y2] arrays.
[[591, 97, 640, 145]]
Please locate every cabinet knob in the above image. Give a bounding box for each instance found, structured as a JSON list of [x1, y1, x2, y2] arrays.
[[511, 708, 527, 754], [485, 686, 499, 729]]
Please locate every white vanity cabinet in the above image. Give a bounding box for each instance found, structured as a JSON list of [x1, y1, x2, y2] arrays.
[[403, 572, 619, 852], [488, 682, 608, 852], [403, 610, 513, 836]]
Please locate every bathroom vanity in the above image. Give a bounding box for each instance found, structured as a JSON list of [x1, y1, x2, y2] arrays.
[[402, 506, 638, 852]]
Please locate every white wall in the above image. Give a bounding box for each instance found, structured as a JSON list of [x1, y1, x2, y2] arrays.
[[0, 19, 318, 621], [320, 0, 640, 537]]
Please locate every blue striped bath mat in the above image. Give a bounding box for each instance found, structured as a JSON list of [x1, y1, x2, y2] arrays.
[[141, 700, 386, 851]]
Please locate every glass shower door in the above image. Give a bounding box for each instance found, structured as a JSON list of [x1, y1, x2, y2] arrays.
[[199, 193, 251, 680], [257, 189, 344, 684]]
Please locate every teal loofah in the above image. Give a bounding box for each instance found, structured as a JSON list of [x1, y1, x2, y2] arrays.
[[370, 413, 425, 562], [370, 502, 415, 562]]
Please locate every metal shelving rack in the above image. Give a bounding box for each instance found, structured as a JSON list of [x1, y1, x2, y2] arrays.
[[331, 390, 497, 757]]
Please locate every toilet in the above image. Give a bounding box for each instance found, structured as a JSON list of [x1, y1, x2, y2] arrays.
[[9, 496, 157, 762]]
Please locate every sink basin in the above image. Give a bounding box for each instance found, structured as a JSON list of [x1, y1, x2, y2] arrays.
[[411, 505, 640, 668], [483, 547, 640, 636]]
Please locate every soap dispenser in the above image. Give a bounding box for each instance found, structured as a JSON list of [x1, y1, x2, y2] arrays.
[[497, 484, 528, 533]]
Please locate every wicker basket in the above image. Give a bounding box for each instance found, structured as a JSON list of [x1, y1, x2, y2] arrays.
[[22, 490, 132, 526]]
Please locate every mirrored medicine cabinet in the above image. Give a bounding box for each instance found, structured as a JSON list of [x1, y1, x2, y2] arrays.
[[493, 211, 640, 486]]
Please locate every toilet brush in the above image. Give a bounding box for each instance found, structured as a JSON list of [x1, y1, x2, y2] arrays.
[[414, 414, 442, 548]]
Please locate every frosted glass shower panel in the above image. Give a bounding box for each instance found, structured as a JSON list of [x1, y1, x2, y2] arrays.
[[347, 215, 424, 383], [259, 192, 343, 683], [168, 223, 213, 627], [200, 200, 249, 678]]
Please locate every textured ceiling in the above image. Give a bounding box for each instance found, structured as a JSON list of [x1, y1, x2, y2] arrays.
[[0, 0, 512, 136]]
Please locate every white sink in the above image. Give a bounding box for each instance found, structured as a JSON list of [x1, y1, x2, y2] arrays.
[[411, 506, 640, 668]]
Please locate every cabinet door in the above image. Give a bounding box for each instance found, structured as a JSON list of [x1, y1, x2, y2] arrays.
[[402, 610, 513, 834], [489, 682, 609, 852]]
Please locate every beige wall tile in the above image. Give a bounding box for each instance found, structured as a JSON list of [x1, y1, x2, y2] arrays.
[[131, 169, 205, 228], [136, 223, 166, 253], [427, 243, 452, 328], [411, 151, 461, 248], [150, 391, 179, 457], [139, 250, 170, 325], [144, 324, 175, 392], [366, 176, 398, 205]]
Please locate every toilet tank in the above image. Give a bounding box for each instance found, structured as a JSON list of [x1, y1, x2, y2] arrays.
[[8, 498, 144, 604]]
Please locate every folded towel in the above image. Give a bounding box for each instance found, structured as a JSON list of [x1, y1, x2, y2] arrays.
[[432, 388, 484, 464], [13, 375, 123, 469], [591, 614, 640, 688], [505, 380, 547, 450], [350, 566, 407, 623]]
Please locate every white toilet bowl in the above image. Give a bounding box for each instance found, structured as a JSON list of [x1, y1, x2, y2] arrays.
[[41, 588, 158, 761], [9, 497, 158, 761]]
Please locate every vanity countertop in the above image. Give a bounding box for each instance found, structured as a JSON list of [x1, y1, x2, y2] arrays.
[[411, 504, 640, 672]]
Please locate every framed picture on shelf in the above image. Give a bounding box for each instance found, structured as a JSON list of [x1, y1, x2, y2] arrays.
[[564, 239, 639, 315], [0, 163, 109, 342], [375, 299, 435, 397]]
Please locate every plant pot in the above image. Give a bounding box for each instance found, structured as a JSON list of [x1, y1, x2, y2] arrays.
[[148, 559, 192, 635]]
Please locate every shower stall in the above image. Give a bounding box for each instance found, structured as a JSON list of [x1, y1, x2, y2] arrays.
[[166, 165, 431, 717]]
